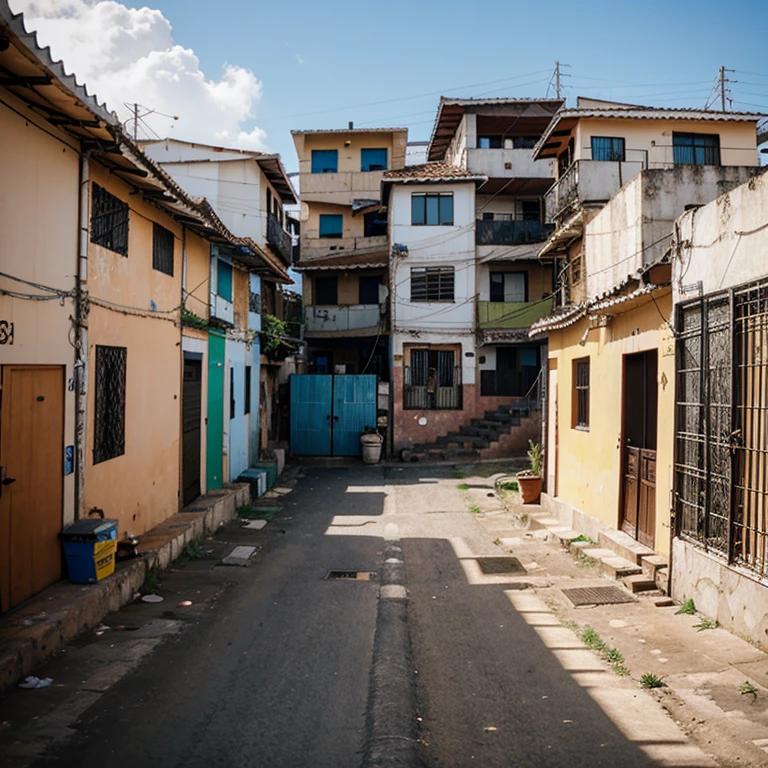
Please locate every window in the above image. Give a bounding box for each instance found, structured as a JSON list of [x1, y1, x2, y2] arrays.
[[478, 136, 502, 149], [512, 136, 537, 149], [311, 149, 338, 173], [359, 275, 381, 304], [315, 275, 338, 305], [404, 348, 461, 410], [217, 259, 233, 301], [244, 366, 251, 415], [490, 272, 527, 303], [319, 214, 343, 239], [93, 345, 127, 464], [90, 183, 129, 256], [249, 291, 261, 313], [152, 222, 174, 276], [411, 193, 453, 226], [520, 199, 541, 221], [361, 148, 388, 171], [230, 367, 235, 419], [410, 267, 455, 302], [591, 136, 626, 162], [574, 358, 590, 429], [363, 210, 387, 238], [673, 133, 720, 166]]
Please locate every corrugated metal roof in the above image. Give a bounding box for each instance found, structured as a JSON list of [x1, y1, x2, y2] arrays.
[[291, 127, 408, 135]]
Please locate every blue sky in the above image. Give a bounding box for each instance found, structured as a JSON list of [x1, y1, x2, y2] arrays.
[[116, 0, 768, 170]]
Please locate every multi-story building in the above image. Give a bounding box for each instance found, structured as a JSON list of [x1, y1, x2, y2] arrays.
[[291, 126, 408, 378], [528, 99, 762, 572]]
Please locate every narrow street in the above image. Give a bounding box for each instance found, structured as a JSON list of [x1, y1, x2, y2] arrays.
[[0, 461, 729, 768]]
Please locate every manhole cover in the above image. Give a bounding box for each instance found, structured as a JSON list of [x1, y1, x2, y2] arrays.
[[561, 586, 636, 606], [477, 557, 526, 575], [325, 570, 376, 581]]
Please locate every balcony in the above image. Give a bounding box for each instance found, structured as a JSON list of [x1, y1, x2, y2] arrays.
[[300, 234, 388, 262], [305, 304, 382, 336], [476, 219, 554, 246], [467, 148, 555, 180], [544, 160, 645, 222], [267, 213, 293, 263], [478, 299, 553, 330]]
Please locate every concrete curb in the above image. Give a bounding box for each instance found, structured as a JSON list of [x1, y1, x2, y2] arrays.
[[361, 536, 420, 768], [0, 483, 250, 691]]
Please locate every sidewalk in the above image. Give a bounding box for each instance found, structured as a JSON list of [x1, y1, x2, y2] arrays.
[[462, 469, 768, 768], [0, 483, 250, 690]]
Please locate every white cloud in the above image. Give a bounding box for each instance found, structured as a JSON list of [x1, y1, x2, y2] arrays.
[[295, 53, 304, 65], [9, 0, 269, 151]]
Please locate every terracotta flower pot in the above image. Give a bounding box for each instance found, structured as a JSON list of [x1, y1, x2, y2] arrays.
[[517, 472, 543, 504]]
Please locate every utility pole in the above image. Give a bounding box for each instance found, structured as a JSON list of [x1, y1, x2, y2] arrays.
[[555, 60, 561, 99], [716, 66, 735, 112], [132, 103, 139, 140]]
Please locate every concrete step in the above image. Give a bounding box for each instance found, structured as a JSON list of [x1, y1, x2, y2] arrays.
[[655, 566, 669, 594], [438, 433, 490, 447], [598, 529, 656, 565], [602, 555, 643, 580], [472, 418, 509, 430], [458, 425, 500, 439], [642, 554, 669, 580], [622, 573, 658, 593], [484, 411, 515, 423], [552, 529, 583, 547]]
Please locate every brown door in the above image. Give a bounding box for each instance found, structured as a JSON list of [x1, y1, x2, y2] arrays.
[[182, 356, 202, 507], [620, 352, 658, 548], [0, 366, 64, 611]]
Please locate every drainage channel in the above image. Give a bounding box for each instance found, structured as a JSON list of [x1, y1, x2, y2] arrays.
[[325, 570, 377, 581]]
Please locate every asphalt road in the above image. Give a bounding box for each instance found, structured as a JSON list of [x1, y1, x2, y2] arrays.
[[1, 462, 715, 768]]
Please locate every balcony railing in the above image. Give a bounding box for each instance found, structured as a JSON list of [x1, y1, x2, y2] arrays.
[[305, 304, 382, 334], [267, 213, 293, 263], [478, 299, 553, 330], [544, 160, 645, 223], [475, 219, 554, 246]]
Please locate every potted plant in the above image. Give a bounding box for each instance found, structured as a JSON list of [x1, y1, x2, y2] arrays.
[[517, 440, 543, 504]]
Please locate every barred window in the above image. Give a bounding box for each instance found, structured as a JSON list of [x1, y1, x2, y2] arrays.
[[249, 292, 261, 313], [91, 183, 129, 256], [573, 357, 590, 429], [94, 345, 127, 464], [410, 267, 455, 302], [152, 222, 174, 276]]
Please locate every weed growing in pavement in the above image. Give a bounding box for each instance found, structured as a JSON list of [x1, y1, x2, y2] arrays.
[[739, 681, 759, 699], [457, 483, 470, 490], [578, 553, 598, 568], [237, 504, 255, 517], [519, 513, 529, 525], [497, 480, 519, 493], [171, 541, 205, 569], [577, 625, 628, 676], [493, 538, 502, 546], [453, 469, 469, 479], [142, 569, 161, 595], [468, 504, 482, 515], [571, 534, 597, 545], [640, 673, 666, 689], [693, 617, 720, 632], [676, 598, 697, 615]]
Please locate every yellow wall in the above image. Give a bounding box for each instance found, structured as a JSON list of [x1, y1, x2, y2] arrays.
[[233, 266, 250, 330], [85, 163, 183, 535], [184, 231, 211, 322], [304, 270, 384, 306], [548, 293, 675, 555], [294, 130, 407, 175], [305, 202, 367, 241], [572, 117, 757, 168], [0, 91, 80, 527]]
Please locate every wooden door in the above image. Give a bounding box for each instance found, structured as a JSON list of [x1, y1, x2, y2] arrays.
[[182, 356, 202, 507], [0, 366, 64, 611], [620, 352, 658, 548]]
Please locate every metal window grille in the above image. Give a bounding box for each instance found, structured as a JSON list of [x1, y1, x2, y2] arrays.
[[249, 292, 261, 313], [90, 183, 129, 256], [675, 280, 768, 578], [404, 350, 462, 410], [410, 267, 455, 302], [152, 223, 174, 276], [93, 345, 127, 464], [574, 358, 589, 428]]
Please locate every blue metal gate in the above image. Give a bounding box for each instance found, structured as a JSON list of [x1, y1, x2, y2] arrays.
[[290, 375, 377, 456]]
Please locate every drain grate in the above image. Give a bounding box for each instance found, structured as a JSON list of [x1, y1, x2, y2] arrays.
[[325, 570, 376, 581], [561, 585, 636, 606], [477, 557, 526, 575]]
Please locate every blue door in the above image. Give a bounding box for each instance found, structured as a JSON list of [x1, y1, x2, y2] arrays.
[[290, 375, 377, 456], [290, 375, 332, 455], [333, 375, 377, 456]]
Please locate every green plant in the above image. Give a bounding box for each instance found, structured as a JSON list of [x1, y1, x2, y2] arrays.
[[181, 307, 208, 330], [640, 673, 666, 689], [454, 469, 469, 479], [578, 554, 598, 568], [676, 598, 697, 615], [457, 483, 470, 490], [739, 681, 758, 700], [237, 504, 255, 517], [577, 626, 627, 676], [571, 534, 597, 545], [497, 480, 519, 492], [605, 647, 625, 665], [581, 625, 608, 652], [142, 569, 161, 595], [527, 441, 543, 477], [171, 541, 205, 569], [468, 504, 482, 515], [493, 538, 502, 546], [693, 617, 719, 632], [263, 314, 287, 353]]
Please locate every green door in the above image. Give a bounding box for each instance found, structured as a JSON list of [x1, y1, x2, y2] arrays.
[[206, 331, 225, 490]]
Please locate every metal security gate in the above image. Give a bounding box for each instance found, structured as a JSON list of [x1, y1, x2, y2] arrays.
[[675, 279, 768, 578], [290, 375, 377, 456]]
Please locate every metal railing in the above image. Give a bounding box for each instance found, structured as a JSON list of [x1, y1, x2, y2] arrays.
[[403, 365, 462, 410], [267, 213, 293, 263]]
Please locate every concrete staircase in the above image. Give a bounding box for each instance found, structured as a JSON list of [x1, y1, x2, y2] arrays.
[[400, 399, 538, 462], [555, 527, 670, 596]]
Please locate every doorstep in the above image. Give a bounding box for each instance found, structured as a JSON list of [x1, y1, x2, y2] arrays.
[[0, 483, 250, 691]]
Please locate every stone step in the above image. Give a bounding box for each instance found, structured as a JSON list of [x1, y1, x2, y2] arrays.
[[655, 566, 669, 594], [642, 554, 669, 580], [458, 425, 501, 439], [552, 529, 583, 547], [622, 574, 658, 593], [438, 433, 490, 447], [484, 411, 515, 423], [472, 418, 509, 430], [598, 529, 656, 565], [602, 556, 643, 580]]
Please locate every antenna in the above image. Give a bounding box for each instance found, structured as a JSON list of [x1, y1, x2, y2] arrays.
[[547, 61, 570, 101]]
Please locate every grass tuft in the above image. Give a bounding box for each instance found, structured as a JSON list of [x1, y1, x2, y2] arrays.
[[693, 617, 719, 632], [675, 598, 696, 615], [640, 672, 666, 689], [739, 681, 758, 699], [457, 483, 470, 490], [468, 504, 482, 515]]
